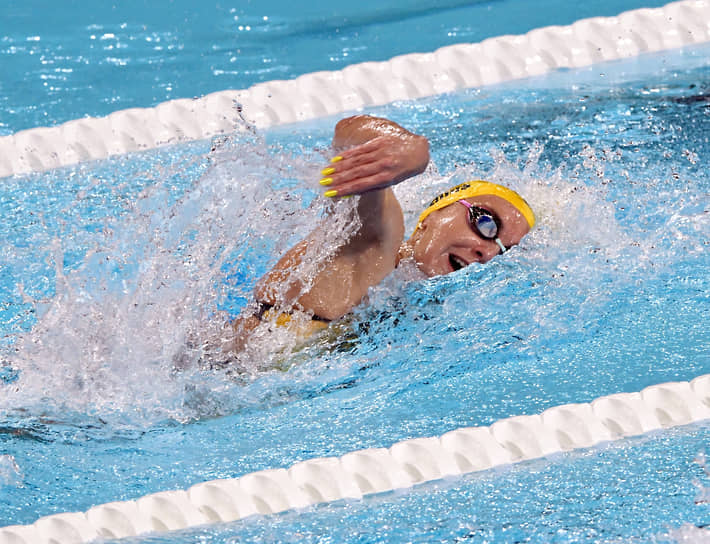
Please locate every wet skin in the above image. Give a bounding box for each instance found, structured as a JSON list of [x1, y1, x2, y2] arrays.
[[404, 194, 531, 277]]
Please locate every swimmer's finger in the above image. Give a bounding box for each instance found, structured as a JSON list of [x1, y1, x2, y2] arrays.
[[320, 155, 376, 183], [327, 140, 413, 182], [323, 157, 406, 196], [335, 136, 390, 160], [319, 153, 388, 190], [322, 133, 429, 195], [329, 135, 407, 171], [324, 146, 389, 177], [326, 156, 394, 186], [330, 169, 403, 196]]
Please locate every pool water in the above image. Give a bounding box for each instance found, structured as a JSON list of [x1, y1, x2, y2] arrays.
[[1, 0, 675, 135], [1, 40, 709, 541], [1, 5, 710, 544]]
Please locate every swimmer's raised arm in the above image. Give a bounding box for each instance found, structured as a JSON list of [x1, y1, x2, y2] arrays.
[[254, 115, 430, 321]]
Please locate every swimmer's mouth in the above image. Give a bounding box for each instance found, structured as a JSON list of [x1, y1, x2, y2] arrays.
[[449, 254, 468, 272]]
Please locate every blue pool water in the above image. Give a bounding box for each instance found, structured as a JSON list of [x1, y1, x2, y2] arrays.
[[1, 2, 710, 543], [1, 43, 708, 541], [2, 0, 675, 135]]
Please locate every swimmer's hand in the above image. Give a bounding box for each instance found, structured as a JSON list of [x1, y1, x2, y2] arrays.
[[321, 116, 430, 197]]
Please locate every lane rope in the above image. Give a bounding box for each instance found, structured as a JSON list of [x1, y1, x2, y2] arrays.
[[1, 375, 708, 542], [0, 0, 708, 178]]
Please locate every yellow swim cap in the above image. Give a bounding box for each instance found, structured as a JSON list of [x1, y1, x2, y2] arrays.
[[415, 180, 535, 231]]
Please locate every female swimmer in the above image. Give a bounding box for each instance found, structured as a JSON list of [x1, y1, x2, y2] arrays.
[[229, 115, 535, 349]]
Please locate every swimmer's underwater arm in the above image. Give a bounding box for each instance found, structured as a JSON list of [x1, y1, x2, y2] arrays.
[[253, 115, 429, 321]]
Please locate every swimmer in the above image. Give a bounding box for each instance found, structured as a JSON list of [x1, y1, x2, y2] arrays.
[[229, 115, 535, 350]]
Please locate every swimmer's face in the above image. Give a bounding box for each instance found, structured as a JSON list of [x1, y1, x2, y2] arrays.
[[408, 194, 531, 277]]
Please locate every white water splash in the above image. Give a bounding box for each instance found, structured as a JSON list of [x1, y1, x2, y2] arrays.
[[1, 132, 703, 433], [0, 129, 360, 429], [666, 526, 710, 543], [0, 454, 22, 487]]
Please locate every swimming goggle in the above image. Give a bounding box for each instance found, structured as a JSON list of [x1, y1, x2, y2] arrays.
[[458, 200, 507, 254], [414, 180, 535, 237]]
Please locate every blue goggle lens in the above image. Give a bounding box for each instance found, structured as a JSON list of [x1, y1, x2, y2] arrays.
[[468, 206, 499, 239]]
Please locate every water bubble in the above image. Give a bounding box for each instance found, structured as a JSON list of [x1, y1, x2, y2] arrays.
[[683, 149, 699, 165], [0, 455, 22, 487]]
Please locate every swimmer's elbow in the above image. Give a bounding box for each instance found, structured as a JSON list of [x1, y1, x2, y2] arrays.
[[412, 134, 430, 175]]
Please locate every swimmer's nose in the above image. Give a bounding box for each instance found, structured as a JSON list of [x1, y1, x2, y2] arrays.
[[474, 242, 501, 263]]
